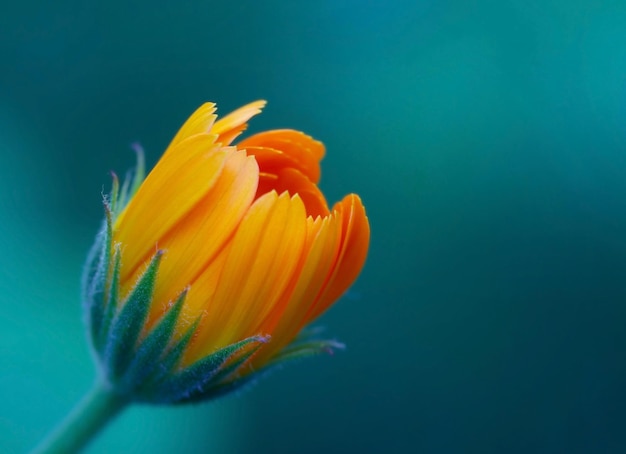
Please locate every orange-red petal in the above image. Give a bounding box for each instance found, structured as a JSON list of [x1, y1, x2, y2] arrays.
[[239, 130, 325, 183], [258, 168, 330, 218]]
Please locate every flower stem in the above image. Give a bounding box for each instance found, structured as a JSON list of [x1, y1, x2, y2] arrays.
[[31, 381, 128, 454]]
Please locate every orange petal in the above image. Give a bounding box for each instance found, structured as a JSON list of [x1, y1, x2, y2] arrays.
[[306, 194, 370, 322], [257, 194, 369, 358], [238, 130, 324, 183], [250, 214, 324, 337], [250, 212, 343, 365], [185, 191, 308, 361]]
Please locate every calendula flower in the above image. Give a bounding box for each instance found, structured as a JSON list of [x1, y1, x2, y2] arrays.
[[33, 101, 369, 454]]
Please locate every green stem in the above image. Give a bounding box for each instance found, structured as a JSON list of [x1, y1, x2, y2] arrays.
[[31, 380, 128, 454]]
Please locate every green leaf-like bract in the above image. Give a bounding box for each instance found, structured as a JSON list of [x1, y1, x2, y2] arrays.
[[116, 144, 145, 214], [103, 250, 163, 381], [96, 243, 121, 353], [182, 333, 345, 403], [146, 335, 269, 404], [176, 341, 267, 404], [267, 339, 345, 367], [81, 203, 113, 352], [140, 318, 201, 391], [117, 289, 188, 393]]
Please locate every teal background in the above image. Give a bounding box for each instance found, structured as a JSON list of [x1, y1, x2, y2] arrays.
[[2, 1, 626, 452]]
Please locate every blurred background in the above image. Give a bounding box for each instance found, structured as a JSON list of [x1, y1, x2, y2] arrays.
[[2, 0, 626, 452]]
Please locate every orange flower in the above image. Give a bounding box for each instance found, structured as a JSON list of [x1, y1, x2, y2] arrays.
[[84, 101, 369, 403]]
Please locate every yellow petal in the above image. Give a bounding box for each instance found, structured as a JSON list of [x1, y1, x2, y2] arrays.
[[114, 135, 228, 289], [163, 103, 217, 159], [212, 100, 266, 137], [144, 149, 259, 328]]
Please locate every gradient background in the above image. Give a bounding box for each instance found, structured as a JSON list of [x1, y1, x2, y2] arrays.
[[2, 1, 626, 453]]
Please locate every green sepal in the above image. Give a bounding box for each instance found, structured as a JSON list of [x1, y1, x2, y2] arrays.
[[81, 203, 108, 307], [180, 371, 260, 403], [185, 335, 345, 403], [266, 339, 345, 367], [129, 143, 146, 198], [117, 143, 145, 212], [175, 339, 267, 404], [109, 172, 120, 218], [95, 243, 122, 353], [118, 172, 131, 211], [80, 219, 104, 319], [148, 335, 269, 404], [103, 250, 163, 380], [82, 202, 113, 351], [208, 341, 266, 385], [117, 288, 188, 393], [134, 317, 201, 401]]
